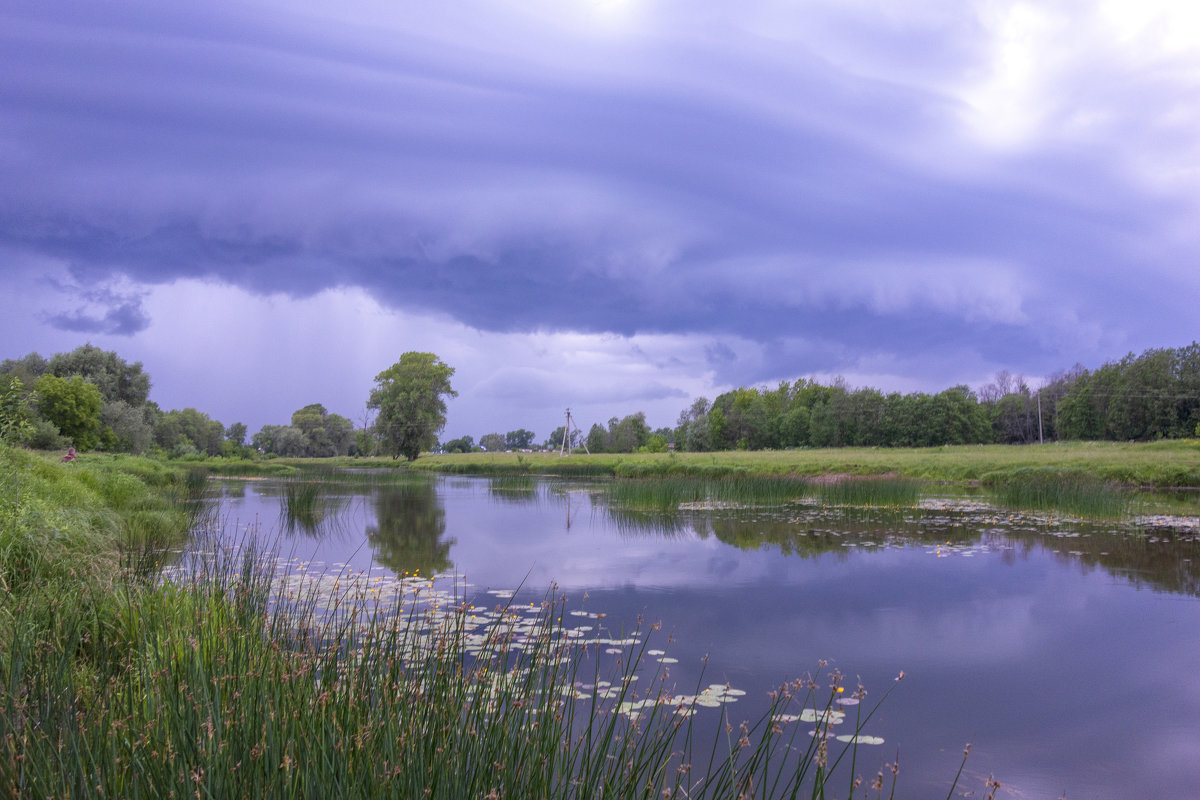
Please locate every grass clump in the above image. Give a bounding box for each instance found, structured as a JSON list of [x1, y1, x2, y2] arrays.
[[280, 478, 326, 534], [983, 468, 1131, 518], [608, 475, 809, 511], [816, 477, 921, 507], [488, 474, 537, 492]]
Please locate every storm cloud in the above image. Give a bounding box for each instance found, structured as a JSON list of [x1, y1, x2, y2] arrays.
[[2, 0, 1198, 435]]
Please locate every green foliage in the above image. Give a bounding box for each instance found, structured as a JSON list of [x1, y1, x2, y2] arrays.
[[479, 431, 506, 452], [666, 341, 1198, 452], [0, 376, 36, 445], [0, 351, 49, 385], [504, 428, 536, 450], [442, 435, 475, 454], [1057, 343, 1200, 441], [585, 423, 605, 452], [590, 412, 651, 453], [48, 344, 151, 406], [226, 421, 248, 447], [252, 423, 308, 456], [33, 373, 103, 450], [369, 353, 457, 461], [27, 416, 68, 450], [279, 479, 338, 535], [100, 399, 154, 453], [642, 433, 669, 453], [290, 403, 355, 457], [153, 407, 225, 456]]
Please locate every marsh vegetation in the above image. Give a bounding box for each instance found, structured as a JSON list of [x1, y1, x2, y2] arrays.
[[6, 446, 1200, 797]]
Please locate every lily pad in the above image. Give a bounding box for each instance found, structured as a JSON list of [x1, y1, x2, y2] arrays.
[[800, 708, 846, 724], [835, 734, 885, 745]]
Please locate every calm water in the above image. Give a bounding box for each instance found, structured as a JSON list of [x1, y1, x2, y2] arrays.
[[199, 474, 1200, 798]]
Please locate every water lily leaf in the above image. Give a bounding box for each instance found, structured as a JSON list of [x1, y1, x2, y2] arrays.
[[800, 708, 846, 724], [835, 734, 884, 745]]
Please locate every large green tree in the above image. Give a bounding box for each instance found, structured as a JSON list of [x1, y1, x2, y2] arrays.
[[48, 344, 150, 406], [505, 429, 536, 450], [368, 353, 456, 461], [33, 374, 103, 450], [479, 432, 505, 452], [291, 403, 355, 457]]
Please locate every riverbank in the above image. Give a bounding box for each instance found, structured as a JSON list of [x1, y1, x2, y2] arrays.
[[171, 440, 1200, 488], [408, 440, 1200, 487]]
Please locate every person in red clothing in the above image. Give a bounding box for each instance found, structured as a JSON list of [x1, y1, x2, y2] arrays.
[[61, 446, 76, 463]]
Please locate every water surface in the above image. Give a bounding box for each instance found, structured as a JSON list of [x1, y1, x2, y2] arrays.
[[199, 474, 1200, 798]]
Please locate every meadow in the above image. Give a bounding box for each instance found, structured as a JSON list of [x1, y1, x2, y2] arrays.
[[405, 440, 1200, 487]]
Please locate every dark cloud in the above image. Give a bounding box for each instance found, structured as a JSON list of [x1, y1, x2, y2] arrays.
[[45, 300, 151, 336], [38, 277, 153, 335], [2, 0, 1198, 393]]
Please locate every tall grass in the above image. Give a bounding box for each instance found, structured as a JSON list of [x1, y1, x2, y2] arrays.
[[0, 447, 202, 647], [816, 477, 921, 508], [281, 479, 327, 534], [0, 540, 915, 799], [607, 475, 810, 512], [984, 468, 1131, 518], [488, 474, 537, 492]]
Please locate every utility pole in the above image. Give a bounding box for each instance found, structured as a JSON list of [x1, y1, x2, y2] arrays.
[[1037, 392, 1044, 444], [559, 408, 590, 456]]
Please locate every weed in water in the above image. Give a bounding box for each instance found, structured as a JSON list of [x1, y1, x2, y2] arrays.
[[984, 468, 1131, 518], [817, 477, 921, 508]]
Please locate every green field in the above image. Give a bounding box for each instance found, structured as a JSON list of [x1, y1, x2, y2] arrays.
[[406, 440, 1200, 488]]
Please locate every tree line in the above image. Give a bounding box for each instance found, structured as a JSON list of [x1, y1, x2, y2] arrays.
[[1, 347, 457, 461], [3, 342, 1197, 459], [668, 342, 1200, 452]]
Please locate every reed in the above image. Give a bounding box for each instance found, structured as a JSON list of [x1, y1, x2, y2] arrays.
[[488, 474, 537, 492], [607, 475, 810, 512], [280, 478, 327, 534], [984, 468, 1131, 518], [0, 545, 912, 799], [816, 477, 921, 507]]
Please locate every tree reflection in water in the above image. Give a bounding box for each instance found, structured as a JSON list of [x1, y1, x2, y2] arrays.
[[366, 481, 455, 576]]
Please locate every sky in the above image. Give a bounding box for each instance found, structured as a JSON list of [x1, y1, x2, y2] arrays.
[[2, 0, 1198, 442]]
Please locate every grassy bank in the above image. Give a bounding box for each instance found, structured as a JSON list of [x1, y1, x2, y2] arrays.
[[411, 440, 1200, 488], [0, 448, 203, 648]]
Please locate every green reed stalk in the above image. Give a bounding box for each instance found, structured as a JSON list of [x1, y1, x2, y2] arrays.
[[985, 468, 1131, 518], [817, 477, 921, 507], [0, 542, 923, 799], [607, 475, 809, 511]]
